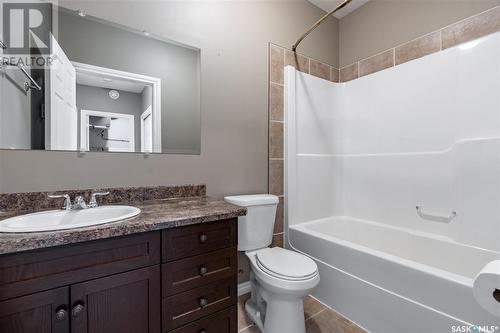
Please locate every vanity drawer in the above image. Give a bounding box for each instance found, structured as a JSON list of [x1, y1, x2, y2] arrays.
[[0, 232, 160, 300], [168, 306, 237, 333], [162, 247, 237, 297], [162, 219, 237, 262], [162, 277, 237, 331]]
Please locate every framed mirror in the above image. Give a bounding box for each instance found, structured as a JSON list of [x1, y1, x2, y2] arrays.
[[0, 3, 201, 154]]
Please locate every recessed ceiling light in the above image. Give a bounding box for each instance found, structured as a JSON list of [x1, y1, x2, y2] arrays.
[[142, 30, 151, 36], [77, 9, 86, 17], [109, 90, 119, 100]]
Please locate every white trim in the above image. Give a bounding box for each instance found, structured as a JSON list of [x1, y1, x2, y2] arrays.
[[72, 61, 162, 153], [238, 281, 252, 296], [80, 109, 135, 152], [140, 106, 153, 153]]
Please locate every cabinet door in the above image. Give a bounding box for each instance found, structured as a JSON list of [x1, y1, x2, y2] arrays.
[[0, 286, 69, 333], [70, 265, 160, 333]]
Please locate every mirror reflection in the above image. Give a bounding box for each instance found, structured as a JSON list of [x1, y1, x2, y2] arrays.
[[0, 5, 201, 154]]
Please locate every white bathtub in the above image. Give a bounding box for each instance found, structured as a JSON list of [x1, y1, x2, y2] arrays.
[[289, 217, 500, 333]]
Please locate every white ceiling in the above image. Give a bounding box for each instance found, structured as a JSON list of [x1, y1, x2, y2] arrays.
[[76, 72, 146, 94], [307, 0, 370, 18]]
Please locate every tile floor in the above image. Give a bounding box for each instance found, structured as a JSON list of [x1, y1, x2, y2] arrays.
[[238, 293, 367, 333]]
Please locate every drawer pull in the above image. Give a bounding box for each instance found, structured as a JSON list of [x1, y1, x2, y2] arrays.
[[199, 265, 208, 276], [55, 308, 67, 322], [199, 297, 208, 308], [199, 330, 207, 333], [71, 303, 85, 317], [199, 233, 208, 243]]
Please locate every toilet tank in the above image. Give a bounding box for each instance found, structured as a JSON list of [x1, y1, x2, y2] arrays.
[[224, 194, 279, 251]]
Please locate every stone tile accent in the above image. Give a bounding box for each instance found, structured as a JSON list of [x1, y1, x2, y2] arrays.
[[271, 232, 283, 247], [442, 6, 500, 49], [270, 44, 284, 84], [359, 49, 394, 77], [269, 122, 283, 159], [310, 59, 331, 80], [273, 196, 284, 234], [340, 63, 359, 82], [285, 49, 310, 73], [395, 31, 441, 65], [269, 83, 284, 121], [339, 6, 500, 80], [330, 67, 340, 83], [267, 44, 337, 254], [268, 159, 283, 196]]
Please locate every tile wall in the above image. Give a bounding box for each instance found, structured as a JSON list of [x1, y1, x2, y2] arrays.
[[267, 5, 500, 248], [268, 45, 339, 248], [338, 6, 500, 82]]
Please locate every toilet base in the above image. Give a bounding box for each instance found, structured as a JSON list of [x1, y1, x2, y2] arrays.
[[245, 272, 307, 333]]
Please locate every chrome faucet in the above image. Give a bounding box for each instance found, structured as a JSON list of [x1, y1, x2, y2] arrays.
[[48, 194, 72, 210], [48, 192, 110, 210], [88, 192, 110, 208], [72, 196, 88, 209]]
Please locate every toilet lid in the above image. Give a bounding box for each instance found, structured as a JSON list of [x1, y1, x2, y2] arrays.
[[256, 247, 318, 281]]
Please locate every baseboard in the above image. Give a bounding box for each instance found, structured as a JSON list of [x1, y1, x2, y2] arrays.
[[238, 281, 251, 296]]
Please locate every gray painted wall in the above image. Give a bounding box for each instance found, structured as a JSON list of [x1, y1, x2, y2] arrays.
[[0, 1, 339, 196], [58, 10, 201, 154], [76, 84, 143, 151]]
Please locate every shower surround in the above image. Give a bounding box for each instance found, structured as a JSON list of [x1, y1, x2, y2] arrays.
[[284, 31, 500, 332]]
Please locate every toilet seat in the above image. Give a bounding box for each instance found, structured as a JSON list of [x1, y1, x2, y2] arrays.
[[255, 247, 318, 281]]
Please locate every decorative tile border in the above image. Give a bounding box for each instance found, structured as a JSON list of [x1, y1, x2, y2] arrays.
[[339, 5, 500, 82], [268, 44, 339, 248], [0, 184, 206, 213]]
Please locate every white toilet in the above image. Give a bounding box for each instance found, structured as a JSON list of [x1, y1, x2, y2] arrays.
[[224, 194, 320, 333]]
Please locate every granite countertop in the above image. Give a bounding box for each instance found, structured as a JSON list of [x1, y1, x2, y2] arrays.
[[0, 196, 246, 255]]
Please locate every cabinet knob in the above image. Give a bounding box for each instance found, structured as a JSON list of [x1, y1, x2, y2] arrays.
[[55, 308, 67, 322], [199, 265, 208, 276], [72, 303, 85, 317], [199, 329, 207, 333], [199, 297, 208, 308], [199, 233, 208, 243]]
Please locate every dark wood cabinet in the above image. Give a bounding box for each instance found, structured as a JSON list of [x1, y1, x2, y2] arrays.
[[162, 247, 237, 297], [0, 219, 238, 333], [0, 287, 69, 333], [71, 266, 160, 333], [169, 306, 237, 333]]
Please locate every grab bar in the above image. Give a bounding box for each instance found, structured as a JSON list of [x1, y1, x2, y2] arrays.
[[416, 206, 457, 223]]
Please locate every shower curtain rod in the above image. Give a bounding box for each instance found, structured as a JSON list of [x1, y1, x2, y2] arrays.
[[292, 0, 352, 52]]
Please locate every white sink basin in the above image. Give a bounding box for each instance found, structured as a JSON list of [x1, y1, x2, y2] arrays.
[[0, 205, 141, 233]]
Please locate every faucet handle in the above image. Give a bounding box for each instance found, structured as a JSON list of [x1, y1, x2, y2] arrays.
[[48, 194, 72, 210], [89, 192, 110, 208]]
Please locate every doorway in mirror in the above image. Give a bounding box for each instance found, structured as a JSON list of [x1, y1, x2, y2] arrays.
[[73, 62, 161, 153]]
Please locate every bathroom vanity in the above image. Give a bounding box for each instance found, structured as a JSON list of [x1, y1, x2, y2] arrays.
[[0, 185, 245, 333]]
